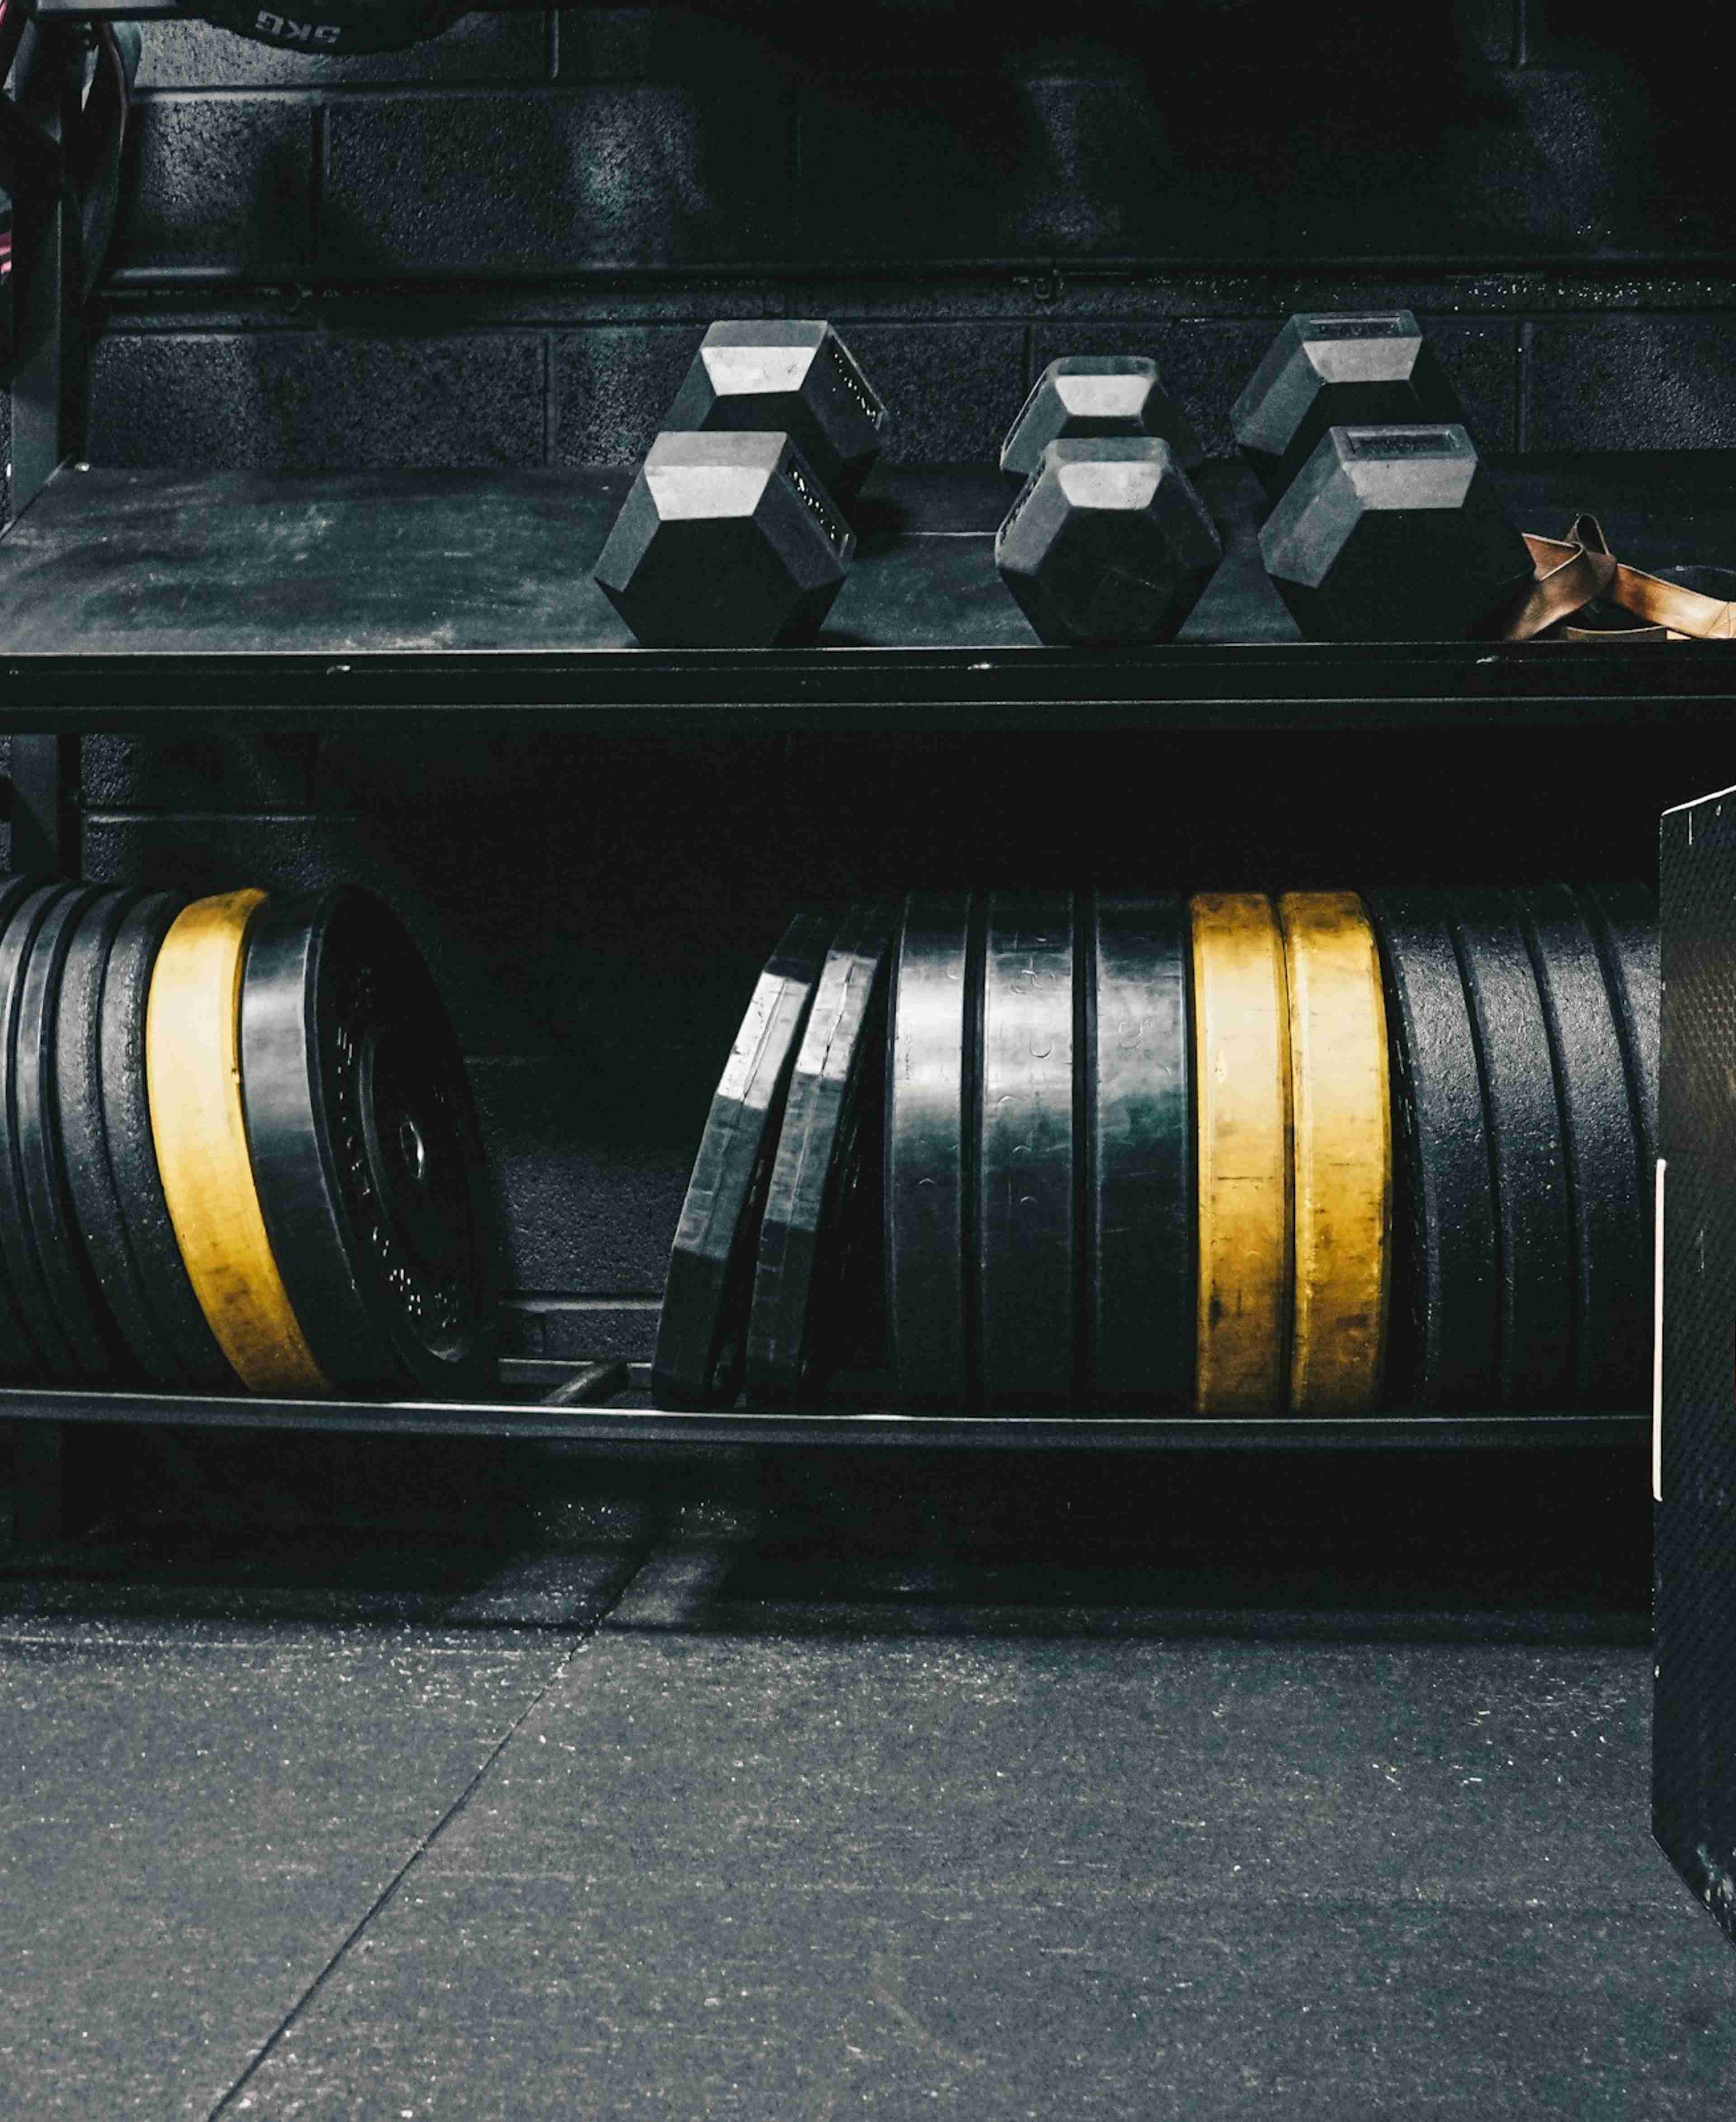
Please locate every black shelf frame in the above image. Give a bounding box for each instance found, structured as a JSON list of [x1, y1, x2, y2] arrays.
[[0, 1379, 1652, 1452], [5, 643, 1736, 732]]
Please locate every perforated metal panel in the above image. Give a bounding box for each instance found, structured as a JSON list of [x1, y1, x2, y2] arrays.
[[1657, 787, 1736, 1941]]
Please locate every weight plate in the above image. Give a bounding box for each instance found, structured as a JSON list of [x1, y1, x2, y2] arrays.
[[885, 892, 977, 1411], [1517, 882, 1647, 1409], [747, 898, 896, 1408], [16, 885, 132, 1382], [653, 909, 835, 1411], [57, 889, 189, 1386], [147, 890, 329, 1398], [0, 876, 60, 1381], [241, 887, 495, 1399], [979, 892, 1075, 1411], [1190, 891, 1292, 1414], [1449, 887, 1574, 1408], [1090, 893, 1191, 1407], [0, 882, 85, 1380], [1280, 891, 1392, 1414], [179, 0, 470, 56], [1362, 889, 1498, 1410], [90, 892, 237, 1390], [1581, 880, 1659, 1175]]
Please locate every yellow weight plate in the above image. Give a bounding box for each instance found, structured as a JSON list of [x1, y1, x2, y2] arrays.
[[146, 890, 329, 1397], [1279, 891, 1392, 1414], [1190, 891, 1292, 1414]]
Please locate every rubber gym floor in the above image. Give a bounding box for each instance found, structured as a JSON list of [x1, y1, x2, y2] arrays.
[[5, 1430, 1733, 2118]]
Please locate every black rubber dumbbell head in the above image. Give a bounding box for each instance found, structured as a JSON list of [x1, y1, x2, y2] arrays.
[[1000, 356, 1204, 482], [663, 321, 888, 504], [1232, 311, 1466, 501], [1258, 424, 1535, 642], [995, 438, 1223, 646], [595, 430, 857, 649]]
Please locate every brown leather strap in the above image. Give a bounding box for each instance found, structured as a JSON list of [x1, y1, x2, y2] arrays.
[[1609, 562, 1736, 638], [1500, 514, 1736, 641], [1559, 622, 1684, 643], [1502, 517, 1619, 639]]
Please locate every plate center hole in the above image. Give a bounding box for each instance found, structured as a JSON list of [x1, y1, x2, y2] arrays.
[[398, 1111, 428, 1188]]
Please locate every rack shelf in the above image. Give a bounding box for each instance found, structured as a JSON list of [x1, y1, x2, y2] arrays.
[[2, 453, 1734, 730], [0, 1381, 1651, 1450], [0, 442, 1692, 1493]]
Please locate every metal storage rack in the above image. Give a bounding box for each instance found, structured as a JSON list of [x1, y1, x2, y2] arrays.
[[2, 0, 1708, 1533]]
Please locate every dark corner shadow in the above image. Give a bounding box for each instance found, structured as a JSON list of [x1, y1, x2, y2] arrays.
[[0, 1535, 653, 1637], [1, 1433, 1653, 1646], [603, 1442, 1653, 1646], [0, 1427, 658, 1632], [848, 496, 913, 542], [608, 1596, 1652, 1649]]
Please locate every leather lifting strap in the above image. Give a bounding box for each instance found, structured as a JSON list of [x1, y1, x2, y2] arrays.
[[1500, 513, 1736, 643]]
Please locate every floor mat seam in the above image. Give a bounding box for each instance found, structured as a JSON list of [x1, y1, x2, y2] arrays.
[[203, 1540, 661, 2119]]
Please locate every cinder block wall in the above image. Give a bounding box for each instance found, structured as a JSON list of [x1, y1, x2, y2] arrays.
[[22, 0, 1735, 1370], [86, 0, 1736, 469]]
